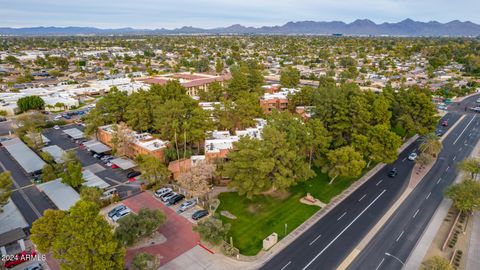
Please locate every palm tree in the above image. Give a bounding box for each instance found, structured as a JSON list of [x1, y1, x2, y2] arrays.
[[419, 133, 442, 158], [457, 158, 480, 180]]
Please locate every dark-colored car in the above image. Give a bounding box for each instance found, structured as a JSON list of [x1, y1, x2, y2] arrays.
[[388, 168, 398, 177], [192, 210, 209, 220], [127, 171, 141, 178], [108, 204, 127, 218], [435, 129, 444, 137], [167, 194, 185, 206], [0, 117, 6, 122]]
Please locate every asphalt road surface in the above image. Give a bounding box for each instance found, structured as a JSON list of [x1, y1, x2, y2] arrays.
[[349, 96, 480, 270], [260, 112, 466, 270]]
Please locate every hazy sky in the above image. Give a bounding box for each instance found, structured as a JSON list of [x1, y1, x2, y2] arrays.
[[1, 0, 479, 28]]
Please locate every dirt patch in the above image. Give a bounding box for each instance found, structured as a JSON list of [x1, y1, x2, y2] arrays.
[[264, 190, 291, 200], [247, 203, 265, 214], [220, 210, 237, 219]]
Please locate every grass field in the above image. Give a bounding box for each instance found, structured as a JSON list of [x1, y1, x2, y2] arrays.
[[216, 168, 360, 256]]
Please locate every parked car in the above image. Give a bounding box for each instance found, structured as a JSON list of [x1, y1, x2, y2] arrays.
[[0, 117, 7, 122], [388, 168, 398, 177], [408, 153, 418, 161], [192, 210, 209, 220], [167, 194, 185, 206], [23, 262, 43, 270], [102, 188, 117, 200], [155, 187, 172, 198], [177, 199, 197, 213], [112, 208, 131, 222], [62, 114, 71, 119], [127, 171, 141, 178], [4, 250, 37, 268], [53, 115, 62, 121], [442, 120, 448, 127], [53, 125, 60, 130], [108, 204, 126, 218], [476, 98, 480, 103], [161, 192, 177, 202]]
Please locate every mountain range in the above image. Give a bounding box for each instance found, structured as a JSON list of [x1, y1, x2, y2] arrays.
[[1, 19, 480, 36]]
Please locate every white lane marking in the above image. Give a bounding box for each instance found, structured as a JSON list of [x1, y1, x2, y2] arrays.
[[454, 115, 476, 145], [281, 261, 291, 270], [359, 194, 367, 202], [302, 189, 387, 270], [376, 179, 383, 186], [375, 258, 385, 270], [469, 132, 472, 137], [437, 178, 442, 184], [446, 166, 450, 172], [453, 156, 456, 161], [337, 212, 347, 221], [396, 231, 404, 242], [402, 157, 406, 162], [459, 147, 463, 151], [413, 209, 420, 218], [426, 192, 431, 200], [309, 234, 322, 246]]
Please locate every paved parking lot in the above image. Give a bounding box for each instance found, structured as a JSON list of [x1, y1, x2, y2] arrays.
[[122, 192, 200, 266]]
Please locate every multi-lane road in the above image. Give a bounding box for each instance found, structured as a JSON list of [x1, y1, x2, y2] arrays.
[[261, 95, 480, 270]]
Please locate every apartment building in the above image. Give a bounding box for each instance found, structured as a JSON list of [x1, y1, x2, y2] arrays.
[[138, 72, 231, 97], [97, 124, 169, 162]]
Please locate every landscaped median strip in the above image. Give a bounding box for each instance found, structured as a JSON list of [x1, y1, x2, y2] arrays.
[[337, 114, 467, 270]]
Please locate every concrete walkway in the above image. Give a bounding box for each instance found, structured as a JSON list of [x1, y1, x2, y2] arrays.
[[404, 127, 480, 269]]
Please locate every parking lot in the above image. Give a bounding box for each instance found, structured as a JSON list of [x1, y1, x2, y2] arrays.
[[121, 192, 200, 266], [42, 124, 141, 199]]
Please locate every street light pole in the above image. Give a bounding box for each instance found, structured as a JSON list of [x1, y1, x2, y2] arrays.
[[385, 252, 405, 266]]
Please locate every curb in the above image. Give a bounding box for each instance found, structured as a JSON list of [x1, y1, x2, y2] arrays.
[[240, 134, 420, 267]]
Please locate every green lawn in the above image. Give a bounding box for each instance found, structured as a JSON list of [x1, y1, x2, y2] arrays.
[[216, 168, 360, 256]]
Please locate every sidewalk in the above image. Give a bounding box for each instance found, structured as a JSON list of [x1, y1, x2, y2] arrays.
[[161, 135, 420, 270], [404, 127, 480, 269]]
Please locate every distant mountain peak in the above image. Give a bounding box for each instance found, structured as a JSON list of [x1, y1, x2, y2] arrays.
[[1, 19, 479, 36]]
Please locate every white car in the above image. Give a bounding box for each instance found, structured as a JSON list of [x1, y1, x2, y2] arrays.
[[155, 187, 172, 198], [112, 208, 131, 222], [53, 125, 60, 130], [177, 199, 197, 213], [408, 152, 418, 161], [162, 192, 177, 202], [53, 115, 62, 121]]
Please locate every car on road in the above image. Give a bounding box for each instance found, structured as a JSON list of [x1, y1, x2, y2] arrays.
[[441, 120, 448, 127], [435, 129, 444, 137], [408, 153, 418, 161], [53, 125, 60, 130], [154, 187, 172, 198], [177, 199, 197, 213], [23, 262, 43, 270], [126, 170, 141, 178], [476, 98, 480, 103], [112, 208, 131, 222], [471, 107, 480, 112], [388, 168, 398, 177], [0, 117, 6, 122], [161, 192, 177, 202], [167, 194, 185, 206], [4, 250, 37, 268], [192, 210, 209, 220], [108, 204, 127, 218]]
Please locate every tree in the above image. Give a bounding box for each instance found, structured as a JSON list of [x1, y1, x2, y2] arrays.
[[176, 162, 215, 197], [17, 96, 45, 112], [135, 154, 170, 187], [16, 111, 47, 137], [304, 118, 331, 168], [416, 153, 434, 168], [80, 186, 103, 206], [125, 90, 154, 132], [421, 256, 454, 270], [41, 164, 57, 182], [215, 58, 224, 74], [0, 172, 13, 212], [323, 146, 366, 184], [394, 88, 438, 136], [61, 160, 83, 188], [130, 252, 160, 270], [457, 158, 480, 179], [115, 208, 166, 246], [222, 137, 275, 198], [110, 123, 134, 156], [280, 66, 300, 88], [213, 92, 262, 132], [193, 216, 231, 245], [31, 201, 125, 270], [419, 133, 443, 158], [361, 125, 402, 167], [198, 81, 224, 102], [445, 179, 480, 214]]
